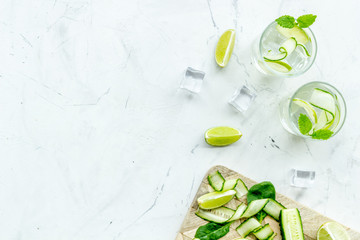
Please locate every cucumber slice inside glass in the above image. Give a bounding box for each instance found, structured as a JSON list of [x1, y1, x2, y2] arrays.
[[264, 51, 287, 61], [297, 44, 311, 57], [276, 25, 309, 45], [264, 60, 292, 73], [280, 37, 297, 56], [292, 98, 318, 124]]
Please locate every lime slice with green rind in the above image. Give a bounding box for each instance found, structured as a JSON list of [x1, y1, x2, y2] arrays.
[[215, 29, 235, 67], [197, 190, 236, 209], [205, 126, 242, 147], [293, 98, 318, 123], [317, 222, 350, 240], [276, 25, 309, 45]]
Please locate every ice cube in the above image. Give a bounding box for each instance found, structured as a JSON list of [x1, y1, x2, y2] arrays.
[[228, 86, 256, 112], [180, 67, 205, 93], [290, 169, 315, 188]]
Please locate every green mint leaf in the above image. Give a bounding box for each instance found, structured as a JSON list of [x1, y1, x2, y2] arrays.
[[195, 222, 231, 240], [247, 181, 276, 204], [297, 14, 317, 28], [311, 129, 333, 140], [298, 114, 313, 135], [276, 15, 296, 28]]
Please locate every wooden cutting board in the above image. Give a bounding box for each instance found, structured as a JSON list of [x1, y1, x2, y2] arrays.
[[176, 165, 360, 240]]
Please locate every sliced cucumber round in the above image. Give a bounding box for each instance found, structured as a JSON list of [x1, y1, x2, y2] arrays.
[[276, 25, 309, 45], [264, 60, 292, 73]]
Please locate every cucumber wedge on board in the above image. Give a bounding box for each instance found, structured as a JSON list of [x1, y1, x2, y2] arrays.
[[208, 171, 225, 191], [234, 179, 248, 199], [253, 223, 274, 240], [222, 178, 248, 199], [195, 207, 235, 223], [280, 208, 305, 240], [263, 198, 286, 221], [236, 217, 262, 237], [222, 179, 238, 191], [227, 203, 247, 222], [241, 199, 269, 218]]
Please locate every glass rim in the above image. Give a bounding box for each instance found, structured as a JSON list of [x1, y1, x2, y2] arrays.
[[287, 81, 347, 138], [259, 21, 318, 77]]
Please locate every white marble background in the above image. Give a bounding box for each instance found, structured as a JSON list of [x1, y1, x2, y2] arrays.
[[0, 0, 359, 239]]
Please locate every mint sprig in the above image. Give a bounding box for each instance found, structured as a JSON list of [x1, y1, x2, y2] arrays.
[[276, 14, 317, 29], [298, 114, 312, 134], [276, 15, 296, 28], [297, 14, 317, 28], [297, 113, 333, 140], [311, 129, 333, 140]]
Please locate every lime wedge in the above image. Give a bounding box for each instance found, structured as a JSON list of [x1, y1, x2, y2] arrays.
[[276, 25, 309, 45], [317, 222, 350, 240], [197, 190, 236, 209], [215, 29, 235, 67], [264, 60, 292, 73], [293, 98, 318, 123], [205, 126, 242, 147]]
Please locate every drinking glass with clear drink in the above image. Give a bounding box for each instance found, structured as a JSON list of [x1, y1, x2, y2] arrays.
[[279, 82, 346, 140], [252, 21, 317, 77]]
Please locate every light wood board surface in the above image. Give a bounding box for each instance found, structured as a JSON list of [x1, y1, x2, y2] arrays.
[[176, 165, 360, 240]]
